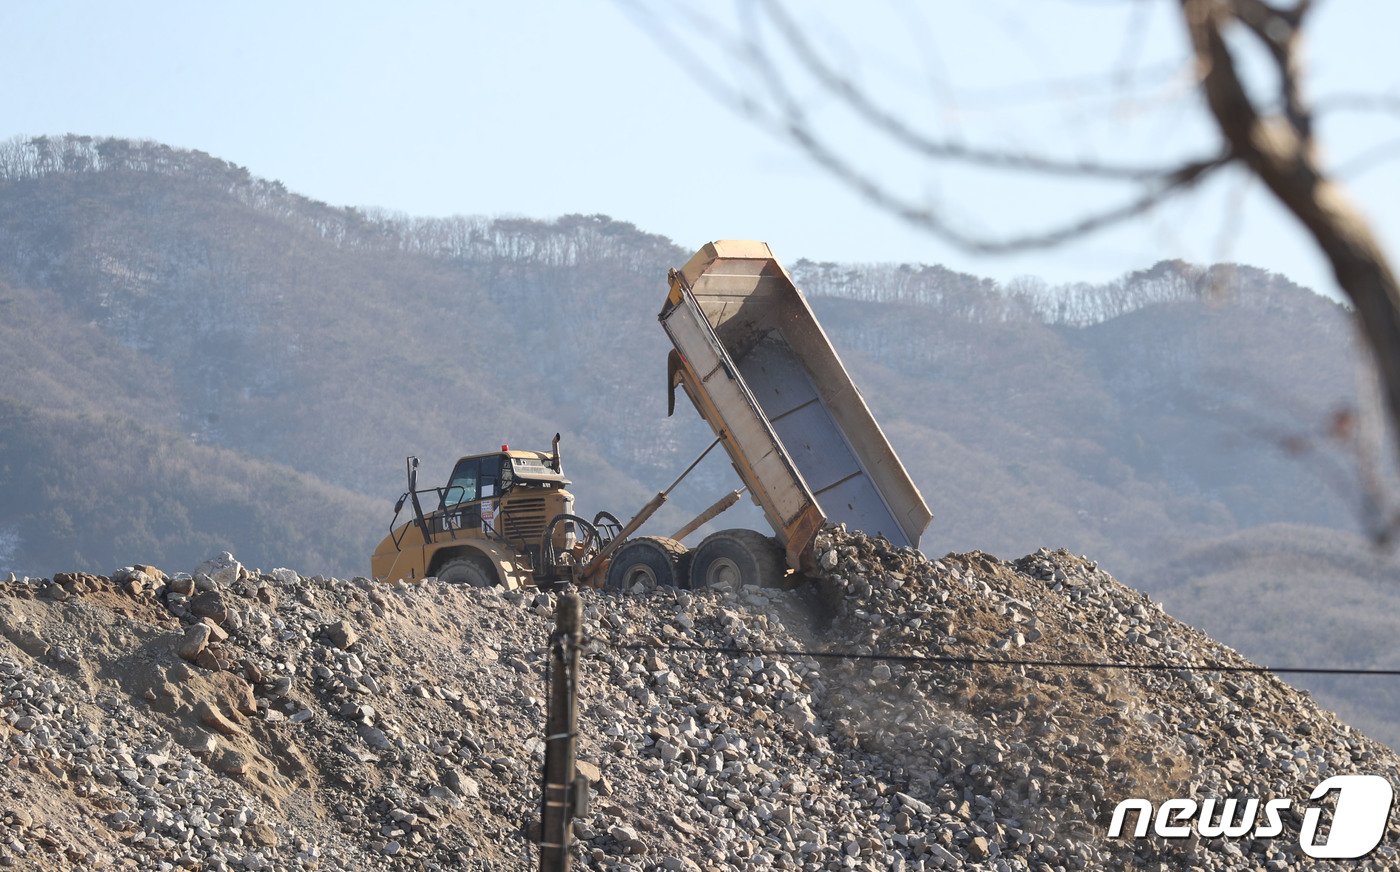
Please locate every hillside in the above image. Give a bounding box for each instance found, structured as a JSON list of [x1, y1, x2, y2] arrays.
[[0, 399, 380, 574], [0, 133, 1397, 747], [3, 531, 1398, 869], [1145, 524, 1400, 747]]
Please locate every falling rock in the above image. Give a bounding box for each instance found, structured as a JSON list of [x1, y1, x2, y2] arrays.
[[213, 749, 249, 775], [191, 591, 229, 623], [196, 647, 229, 671], [341, 702, 375, 723], [134, 564, 167, 585], [232, 680, 258, 716], [269, 568, 299, 585], [968, 836, 991, 860], [246, 822, 279, 848], [576, 760, 601, 783], [896, 792, 933, 816], [178, 623, 213, 662], [11, 628, 48, 659], [927, 844, 957, 866], [112, 566, 143, 587], [611, 825, 640, 843], [358, 724, 391, 751], [445, 769, 480, 798], [194, 552, 243, 588], [195, 700, 243, 737], [323, 620, 360, 650], [781, 700, 817, 730], [183, 731, 218, 756]]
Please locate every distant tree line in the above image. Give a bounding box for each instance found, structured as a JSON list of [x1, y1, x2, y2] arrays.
[[794, 257, 1319, 327], [0, 135, 1325, 329], [0, 135, 681, 271]]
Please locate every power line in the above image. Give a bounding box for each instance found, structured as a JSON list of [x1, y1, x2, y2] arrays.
[[611, 641, 1400, 678]]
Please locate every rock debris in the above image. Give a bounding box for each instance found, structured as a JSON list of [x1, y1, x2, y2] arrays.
[[0, 531, 1395, 870]]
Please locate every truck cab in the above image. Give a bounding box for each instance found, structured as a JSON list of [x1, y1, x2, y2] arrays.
[[370, 446, 575, 586]]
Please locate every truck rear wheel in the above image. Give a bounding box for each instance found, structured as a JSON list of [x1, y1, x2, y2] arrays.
[[436, 554, 499, 587], [605, 536, 688, 593], [688, 529, 785, 590]]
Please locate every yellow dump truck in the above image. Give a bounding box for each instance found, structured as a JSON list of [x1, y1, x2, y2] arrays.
[[368, 442, 597, 587], [370, 240, 931, 590]]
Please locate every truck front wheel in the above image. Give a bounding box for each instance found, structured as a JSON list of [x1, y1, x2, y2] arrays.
[[688, 529, 784, 590], [436, 554, 499, 587], [605, 537, 688, 593]]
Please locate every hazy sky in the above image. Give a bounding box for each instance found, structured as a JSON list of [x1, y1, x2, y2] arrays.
[[2, 1, 1397, 295]]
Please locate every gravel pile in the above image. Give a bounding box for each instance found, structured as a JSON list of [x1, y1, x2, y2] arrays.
[[0, 528, 1397, 870]]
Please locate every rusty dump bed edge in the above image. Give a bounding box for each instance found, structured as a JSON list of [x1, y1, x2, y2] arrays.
[[660, 240, 933, 569]]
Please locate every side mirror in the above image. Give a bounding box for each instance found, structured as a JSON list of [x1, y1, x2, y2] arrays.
[[394, 494, 407, 514]]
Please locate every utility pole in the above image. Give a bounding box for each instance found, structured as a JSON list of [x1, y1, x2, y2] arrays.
[[539, 591, 582, 872]]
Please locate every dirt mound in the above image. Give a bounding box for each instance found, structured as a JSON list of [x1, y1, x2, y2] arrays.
[[0, 531, 1397, 869]]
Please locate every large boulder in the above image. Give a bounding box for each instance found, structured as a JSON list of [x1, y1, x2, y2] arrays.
[[193, 552, 243, 589]]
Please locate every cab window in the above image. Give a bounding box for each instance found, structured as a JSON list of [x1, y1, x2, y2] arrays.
[[480, 456, 502, 498], [443, 459, 480, 507], [443, 455, 506, 506]]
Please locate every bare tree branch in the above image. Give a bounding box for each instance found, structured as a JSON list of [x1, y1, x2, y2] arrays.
[[622, 0, 1235, 253], [613, 1, 766, 119], [941, 59, 1187, 110], [760, 0, 1217, 182], [1182, 0, 1400, 537], [716, 0, 1229, 253], [1230, 0, 1314, 143], [1315, 93, 1400, 119], [783, 117, 1226, 254]]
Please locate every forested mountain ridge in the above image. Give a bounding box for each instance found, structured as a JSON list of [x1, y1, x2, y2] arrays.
[[1, 134, 1396, 742]]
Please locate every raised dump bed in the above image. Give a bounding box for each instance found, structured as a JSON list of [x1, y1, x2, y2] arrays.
[[661, 240, 932, 570]]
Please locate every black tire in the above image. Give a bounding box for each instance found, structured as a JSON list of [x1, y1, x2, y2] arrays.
[[435, 553, 499, 587], [605, 536, 688, 593], [688, 529, 785, 590]]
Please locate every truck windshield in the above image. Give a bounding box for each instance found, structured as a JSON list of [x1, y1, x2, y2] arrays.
[[443, 459, 478, 507], [443, 455, 505, 506]]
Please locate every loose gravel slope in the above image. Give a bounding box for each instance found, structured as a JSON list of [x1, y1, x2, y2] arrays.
[[0, 528, 1396, 870]]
